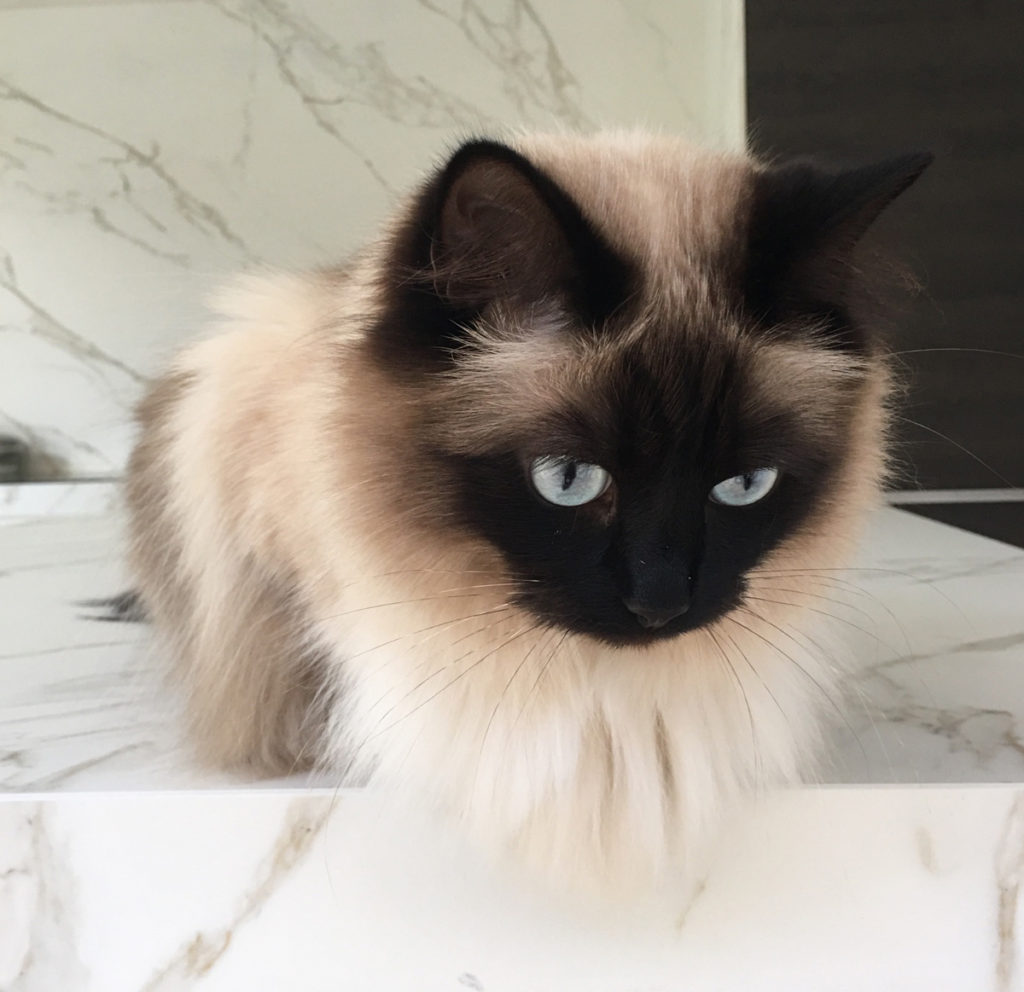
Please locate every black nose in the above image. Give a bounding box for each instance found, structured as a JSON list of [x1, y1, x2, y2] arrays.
[[623, 598, 690, 629]]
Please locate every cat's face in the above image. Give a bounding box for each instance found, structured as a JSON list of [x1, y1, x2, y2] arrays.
[[440, 325, 864, 646], [363, 134, 928, 647]]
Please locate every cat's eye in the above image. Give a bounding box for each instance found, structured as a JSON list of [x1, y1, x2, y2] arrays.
[[530, 456, 610, 507], [709, 467, 779, 507]]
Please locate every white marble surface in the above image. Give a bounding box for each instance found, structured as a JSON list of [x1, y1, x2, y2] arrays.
[[827, 512, 1024, 784], [0, 495, 320, 792], [0, 481, 119, 518], [2, 498, 1024, 989], [0, 0, 744, 479], [3, 786, 1024, 991], [2, 496, 1023, 793]]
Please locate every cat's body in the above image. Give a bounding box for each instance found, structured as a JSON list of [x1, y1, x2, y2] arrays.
[[126, 131, 928, 888]]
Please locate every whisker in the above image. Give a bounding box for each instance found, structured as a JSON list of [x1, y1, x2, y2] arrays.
[[350, 604, 515, 672], [369, 622, 543, 741], [755, 578, 916, 658], [751, 565, 928, 580], [724, 611, 868, 768], [359, 568, 539, 583], [896, 415, 1015, 488], [841, 676, 897, 780], [470, 628, 559, 796], [892, 347, 1024, 361], [729, 611, 836, 703], [751, 583, 879, 625], [359, 614, 515, 718], [759, 571, 884, 599], [748, 566, 971, 625], [366, 606, 521, 686], [316, 588, 521, 624], [744, 594, 896, 653], [284, 656, 345, 778], [509, 629, 570, 735], [340, 613, 521, 779], [747, 602, 862, 679], [716, 624, 794, 743], [754, 571, 890, 606], [706, 627, 760, 778]]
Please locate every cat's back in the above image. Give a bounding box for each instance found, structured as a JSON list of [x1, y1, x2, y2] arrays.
[[127, 268, 365, 579], [179, 268, 351, 396], [123, 266, 371, 770]]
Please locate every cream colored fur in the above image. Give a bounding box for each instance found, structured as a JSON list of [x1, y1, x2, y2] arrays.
[[126, 132, 890, 892]]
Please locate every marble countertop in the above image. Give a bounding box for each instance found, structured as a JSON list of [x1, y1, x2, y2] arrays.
[[5, 484, 1024, 992], [2, 484, 1023, 793]]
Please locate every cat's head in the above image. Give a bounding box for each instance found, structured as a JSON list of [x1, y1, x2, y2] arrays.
[[358, 132, 930, 647]]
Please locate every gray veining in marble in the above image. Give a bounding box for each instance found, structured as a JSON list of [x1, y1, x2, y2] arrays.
[[1, 497, 1022, 795], [0, 805, 89, 990], [1, 0, 742, 479], [137, 797, 329, 991], [3, 787, 1021, 990], [995, 793, 1024, 992]]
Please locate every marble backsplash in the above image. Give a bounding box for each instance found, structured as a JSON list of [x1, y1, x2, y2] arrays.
[[0, 0, 744, 479]]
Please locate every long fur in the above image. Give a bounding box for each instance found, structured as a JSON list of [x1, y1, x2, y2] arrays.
[[126, 131, 911, 891]]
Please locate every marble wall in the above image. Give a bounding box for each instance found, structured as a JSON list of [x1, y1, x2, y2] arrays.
[[0, 0, 745, 479]]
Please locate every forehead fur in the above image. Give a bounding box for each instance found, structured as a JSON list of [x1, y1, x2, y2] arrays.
[[412, 132, 882, 461], [512, 131, 751, 306], [434, 303, 871, 458]]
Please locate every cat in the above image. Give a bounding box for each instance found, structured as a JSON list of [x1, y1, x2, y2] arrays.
[[125, 130, 930, 890]]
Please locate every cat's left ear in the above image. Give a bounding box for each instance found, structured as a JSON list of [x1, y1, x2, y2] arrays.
[[747, 151, 933, 334]]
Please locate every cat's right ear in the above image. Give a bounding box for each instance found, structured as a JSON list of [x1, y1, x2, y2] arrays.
[[428, 141, 574, 309], [413, 140, 632, 323], [746, 150, 932, 345]]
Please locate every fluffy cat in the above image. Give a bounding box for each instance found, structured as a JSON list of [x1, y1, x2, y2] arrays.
[[125, 131, 930, 889]]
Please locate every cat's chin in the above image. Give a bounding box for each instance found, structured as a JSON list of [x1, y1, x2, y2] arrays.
[[533, 602, 737, 649]]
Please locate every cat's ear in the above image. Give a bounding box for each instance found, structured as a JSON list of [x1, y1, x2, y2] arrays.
[[432, 142, 568, 307], [422, 140, 632, 321], [747, 151, 933, 334]]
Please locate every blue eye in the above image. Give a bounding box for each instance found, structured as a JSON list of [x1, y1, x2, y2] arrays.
[[709, 467, 779, 507], [530, 457, 610, 507]]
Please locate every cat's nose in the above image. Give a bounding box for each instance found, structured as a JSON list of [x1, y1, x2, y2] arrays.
[[622, 598, 690, 629], [621, 551, 693, 629]]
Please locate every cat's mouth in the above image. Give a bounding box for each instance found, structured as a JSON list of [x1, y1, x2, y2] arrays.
[[516, 587, 742, 648]]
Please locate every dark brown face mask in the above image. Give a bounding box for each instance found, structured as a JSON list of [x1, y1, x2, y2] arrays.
[[361, 138, 930, 646]]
